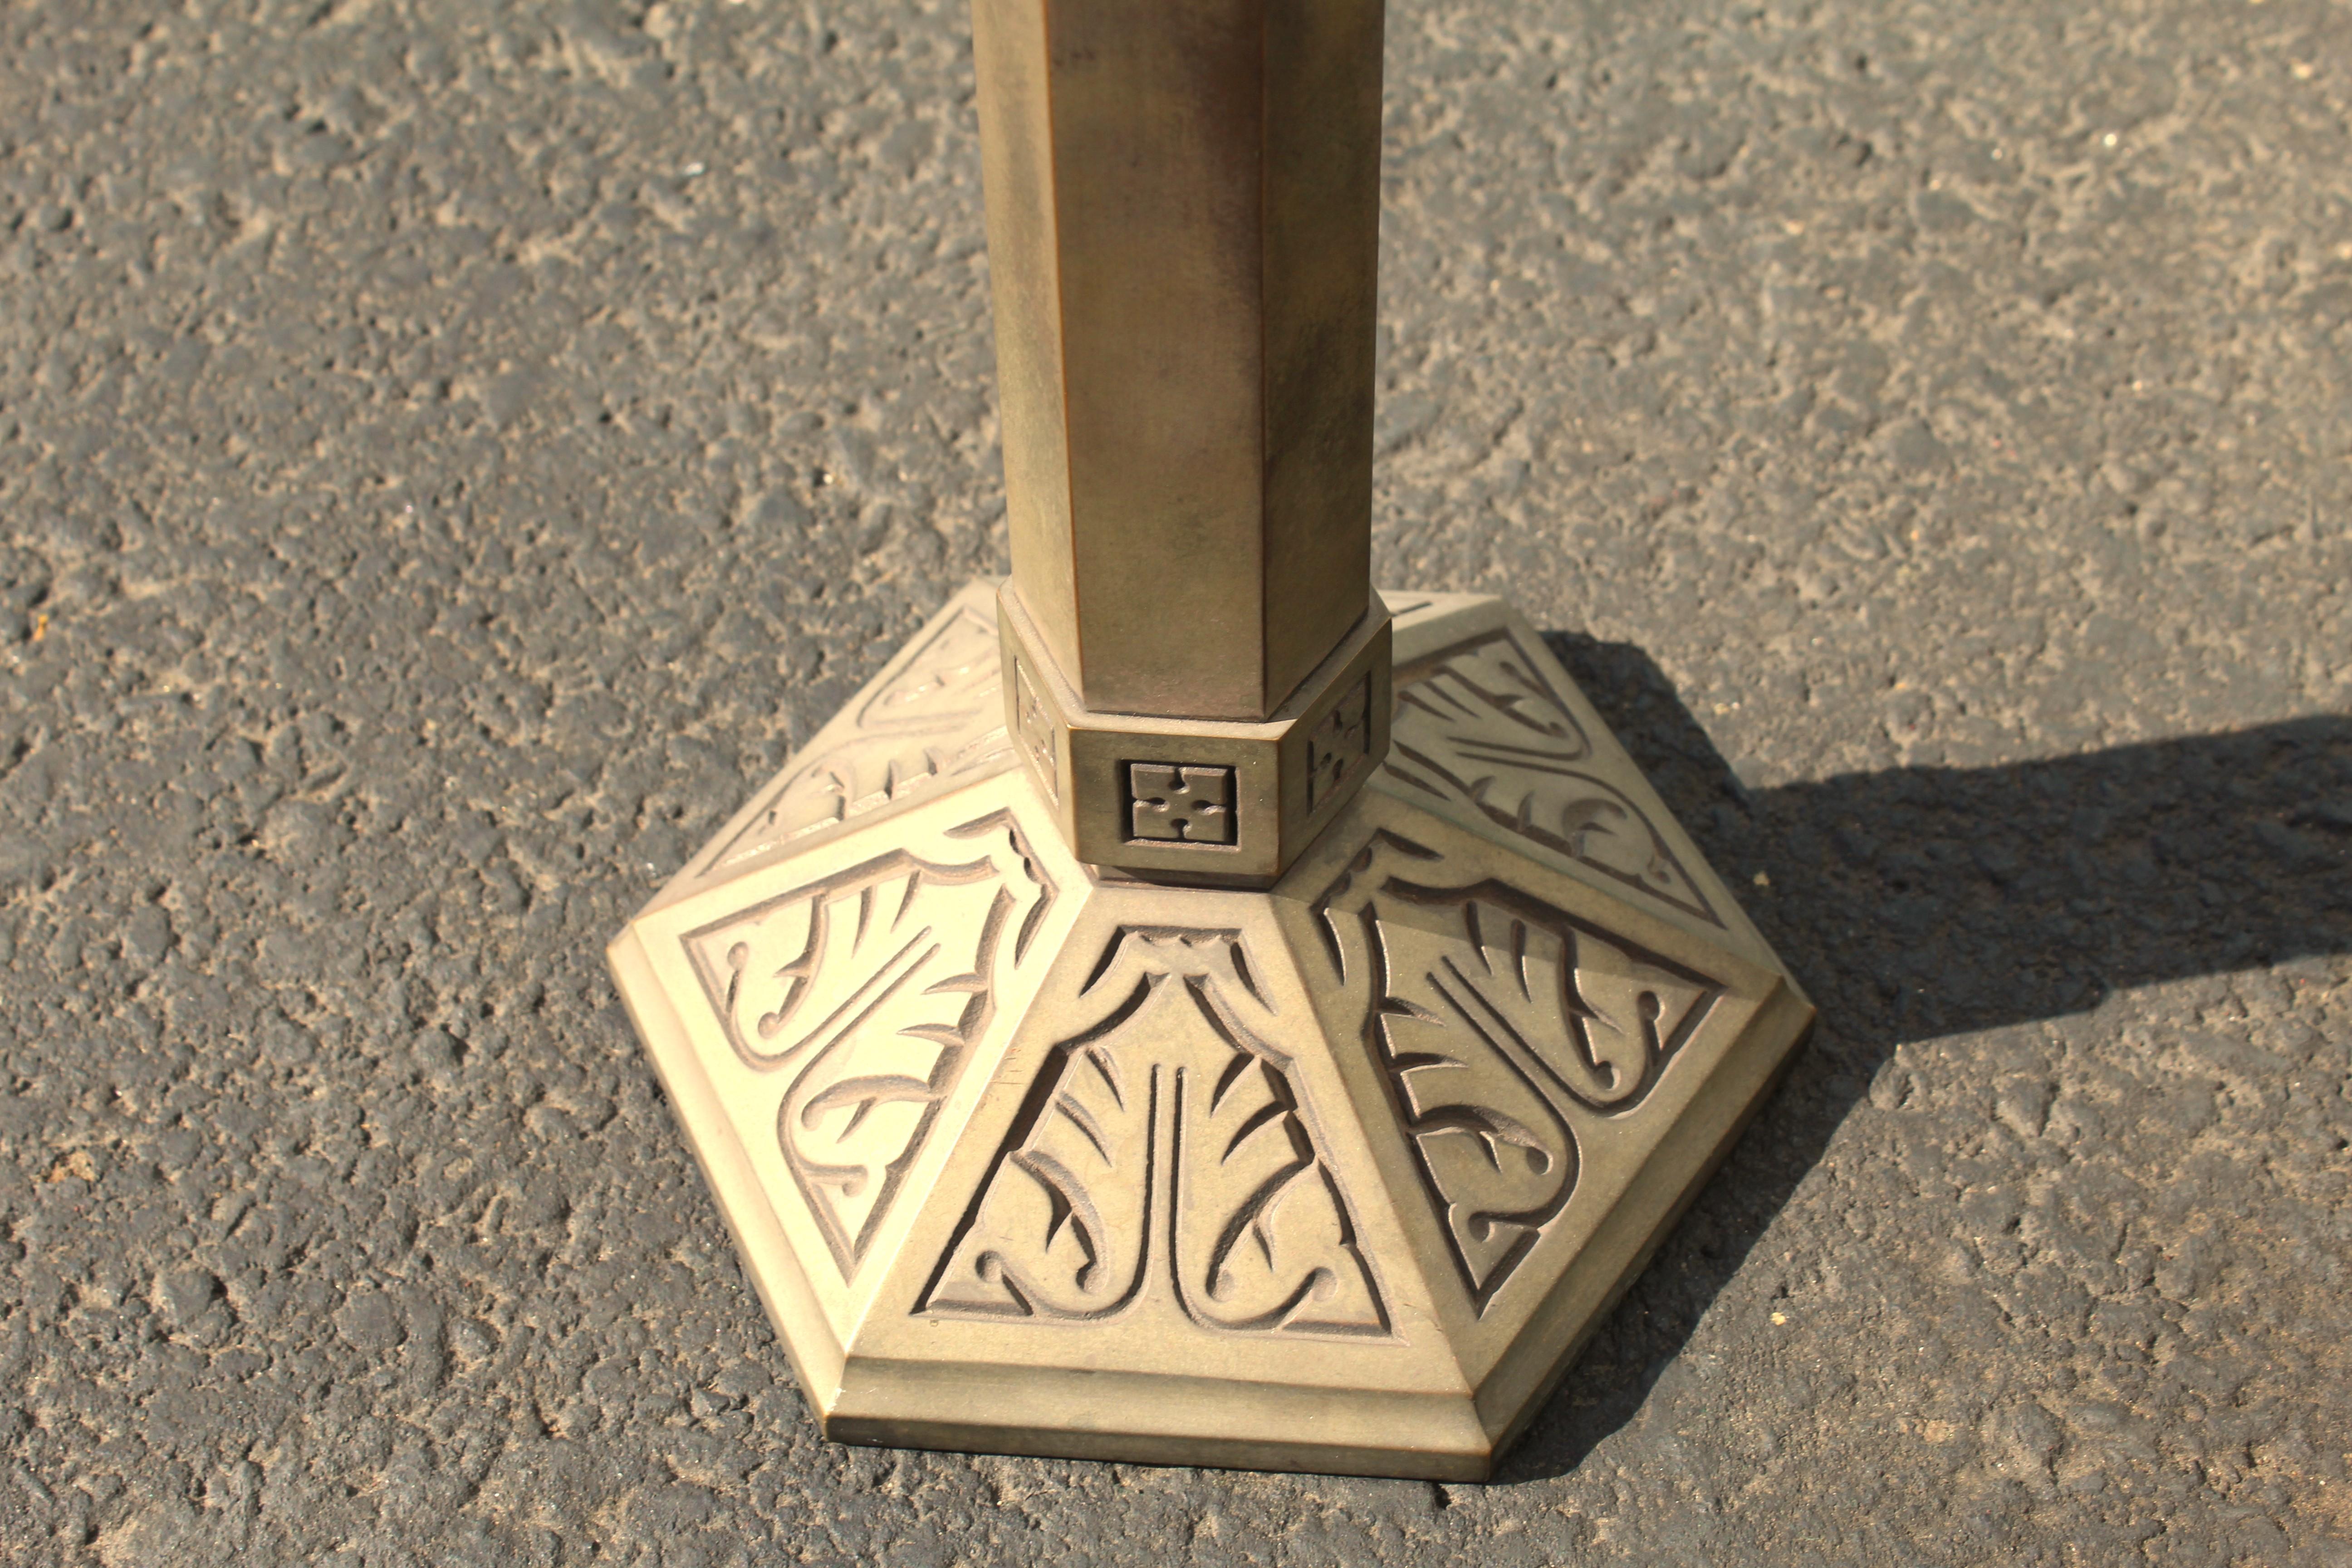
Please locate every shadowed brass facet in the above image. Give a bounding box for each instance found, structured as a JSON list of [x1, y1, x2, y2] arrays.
[[607, 0, 1814, 1481]]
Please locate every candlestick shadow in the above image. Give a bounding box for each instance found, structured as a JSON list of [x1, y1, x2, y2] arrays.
[[1485, 631, 2352, 1484]]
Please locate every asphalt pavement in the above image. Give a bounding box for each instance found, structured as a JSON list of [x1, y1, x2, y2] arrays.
[[1, 0, 2348, 1563]]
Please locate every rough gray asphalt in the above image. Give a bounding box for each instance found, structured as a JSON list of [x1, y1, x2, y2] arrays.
[[3, 0, 2349, 1563]]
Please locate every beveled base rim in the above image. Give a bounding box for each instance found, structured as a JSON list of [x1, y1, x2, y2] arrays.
[[825, 1412, 1496, 1484]]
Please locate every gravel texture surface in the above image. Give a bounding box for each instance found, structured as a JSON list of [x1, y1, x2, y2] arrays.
[[3, 0, 2349, 1563]]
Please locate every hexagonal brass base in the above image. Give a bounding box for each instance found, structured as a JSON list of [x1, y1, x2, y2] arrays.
[[608, 581, 1813, 1480]]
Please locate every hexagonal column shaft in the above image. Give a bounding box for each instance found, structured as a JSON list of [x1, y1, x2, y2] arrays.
[[975, 0, 1383, 723], [975, 0, 1390, 882]]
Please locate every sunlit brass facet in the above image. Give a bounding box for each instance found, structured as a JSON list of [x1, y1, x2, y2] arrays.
[[975, 0, 1394, 887], [975, 0, 1382, 722], [608, 588, 1814, 1479]]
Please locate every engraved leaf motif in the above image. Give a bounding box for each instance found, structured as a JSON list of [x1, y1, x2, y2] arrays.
[[855, 606, 1002, 732], [923, 932, 1387, 1335], [1387, 632, 1717, 924], [1552, 931, 1716, 1107], [778, 865, 1015, 1267], [1173, 1013, 1385, 1334], [1368, 906, 1577, 1294], [684, 832, 1046, 1276], [923, 1000, 1155, 1320], [707, 605, 1010, 873], [701, 865, 995, 1068], [1393, 636, 1590, 779], [1316, 833, 1728, 1306], [1434, 898, 1710, 1110]]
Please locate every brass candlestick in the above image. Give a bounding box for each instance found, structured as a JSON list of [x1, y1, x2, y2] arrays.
[[608, 0, 1811, 1480]]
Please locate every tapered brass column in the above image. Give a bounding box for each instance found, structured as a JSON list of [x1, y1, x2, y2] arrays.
[[607, 0, 1816, 1483], [978, 0, 1394, 883]]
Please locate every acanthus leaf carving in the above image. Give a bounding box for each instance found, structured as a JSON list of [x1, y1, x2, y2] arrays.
[[705, 603, 1014, 877], [681, 810, 1057, 1279], [1386, 630, 1719, 926], [1315, 831, 1723, 1309], [921, 929, 1388, 1337]]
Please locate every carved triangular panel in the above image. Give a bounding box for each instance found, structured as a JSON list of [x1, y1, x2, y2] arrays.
[[1303, 824, 1726, 1308], [1378, 595, 1782, 971], [919, 922, 1390, 1338], [652, 584, 1020, 908], [1385, 627, 1718, 926], [677, 809, 1060, 1278], [619, 775, 1082, 1362]]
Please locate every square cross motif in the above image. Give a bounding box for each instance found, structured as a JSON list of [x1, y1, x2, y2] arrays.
[[1306, 676, 1372, 808], [1013, 659, 1058, 804], [1125, 763, 1237, 846]]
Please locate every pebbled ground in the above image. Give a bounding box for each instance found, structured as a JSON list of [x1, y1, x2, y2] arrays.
[[1, 0, 2347, 1564]]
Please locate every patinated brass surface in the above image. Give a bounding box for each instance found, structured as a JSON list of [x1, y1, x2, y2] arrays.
[[610, 0, 1810, 1485], [608, 587, 1814, 1479], [974, 0, 1382, 721]]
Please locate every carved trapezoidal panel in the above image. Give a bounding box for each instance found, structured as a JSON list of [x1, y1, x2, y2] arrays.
[[1314, 832, 1724, 1310], [1386, 628, 1718, 926], [680, 810, 1058, 1279], [703, 601, 1013, 876], [920, 927, 1389, 1338]]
